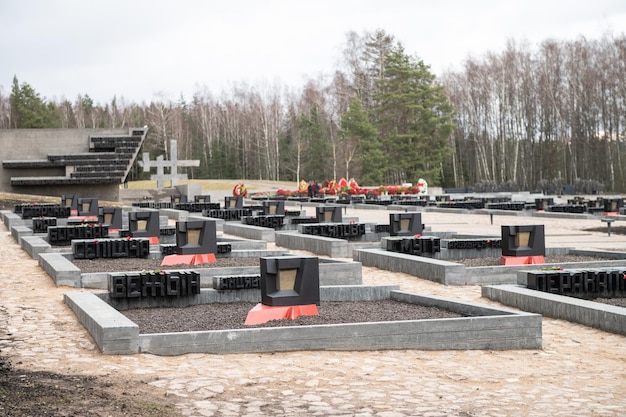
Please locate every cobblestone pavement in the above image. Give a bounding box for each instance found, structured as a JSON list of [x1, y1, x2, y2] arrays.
[[1, 208, 626, 416]]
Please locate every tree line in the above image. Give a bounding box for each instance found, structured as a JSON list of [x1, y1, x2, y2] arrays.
[[1, 30, 625, 192]]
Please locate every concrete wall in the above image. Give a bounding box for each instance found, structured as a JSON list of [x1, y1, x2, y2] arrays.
[[0, 128, 133, 200]]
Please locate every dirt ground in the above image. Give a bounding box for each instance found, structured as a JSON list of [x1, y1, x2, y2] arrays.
[[0, 354, 182, 417]]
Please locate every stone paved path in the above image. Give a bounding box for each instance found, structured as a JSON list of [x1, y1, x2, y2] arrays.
[[1, 207, 626, 416]]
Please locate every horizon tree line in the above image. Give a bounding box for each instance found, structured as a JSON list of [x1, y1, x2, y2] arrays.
[[1, 30, 625, 193]]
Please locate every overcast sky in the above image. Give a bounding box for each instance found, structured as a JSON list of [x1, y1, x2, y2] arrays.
[[1, 0, 624, 104]]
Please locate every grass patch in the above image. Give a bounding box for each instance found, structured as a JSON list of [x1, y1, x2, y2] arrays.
[[125, 179, 296, 192]]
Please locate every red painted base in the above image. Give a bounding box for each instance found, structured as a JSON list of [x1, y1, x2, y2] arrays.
[[499, 255, 545, 265], [605, 212, 620, 216], [160, 253, 216, 266], [244, 303, 319, 325]]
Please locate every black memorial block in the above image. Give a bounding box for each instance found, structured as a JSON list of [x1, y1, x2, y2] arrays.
[[160, 226, 176, 236], [129, 211, 160, 238], [485, 202, 526, 211], [77, 198, 99, 217], [446, 239, 501, 250], [243, 215, 285, 229], [386, 236, 441, 256], [132, 201, 172, 209], [534, 198, 554, 211], [217, 242, 232, 254], [301, 223, 365, 239], [206, 208, 252, 221], [526, 268, 626, 299], [263, 200, 285, 215], [108, 270, 201, 298], [214, 274, 261, 290], [47, 224, 109, 245], [17, 203, 70, 219], [225, 196, 243, 209], [32, 217, 57, 233], [603, 198, 623, 212], [171, 194, 188, 204], [61, 195, 78, 212], [548, 204, 585, 214], [174, 202, 219, 212], [72, 238, 150, 259], [194, 195, 211, 203], [316, 205, 342, 223], [260, 256, 320, 307], [99, 207, 123, 229], [501, 225, 545, 257], [389, 212, 424, 236], [161, 244, 178, 256], [375, 224, 391, 233], [175, 219, 218, 255]]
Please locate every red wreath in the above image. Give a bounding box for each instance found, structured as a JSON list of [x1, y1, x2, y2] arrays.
[[233, 183, 248, 197]]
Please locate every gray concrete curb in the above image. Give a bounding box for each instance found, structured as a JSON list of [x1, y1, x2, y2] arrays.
[[63, 291, 139, 354], [275, 230, 380, 258], [38, 252, 362, 289], [482, 284, 626, 336], [64, 286, 542, 355], [0, 210, 24, 229], [354, 248, 626, 286], [223, 222, 276, 242]]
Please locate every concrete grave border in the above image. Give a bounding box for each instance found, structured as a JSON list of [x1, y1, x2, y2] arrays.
[[482, 284, 626, 336], [274, 230, 381, 258], [37, 252, 362, 289], [64, 286, 542, 355], [353, 248, 626, 286]]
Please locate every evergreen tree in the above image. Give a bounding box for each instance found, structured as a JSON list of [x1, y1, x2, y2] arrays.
[[374, 46, 455, 185], [299, 107, 331, 181], [340, 97, 384, 185], [10, 76, 61, 128]]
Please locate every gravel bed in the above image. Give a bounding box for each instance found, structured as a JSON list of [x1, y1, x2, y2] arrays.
[[594, 298, 626, 307], [121, 300, 465, 333], [71, 254, 615, 273], [455, 254, 613, 267], [78, 254, 624, 333], [72, 256, 259, 273]]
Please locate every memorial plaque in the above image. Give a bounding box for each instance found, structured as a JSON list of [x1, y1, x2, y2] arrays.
[[260, 256, 320, 307], [389, 213, 424, 236], [175, 219, 218, 255], [501, 225, 545, 257]]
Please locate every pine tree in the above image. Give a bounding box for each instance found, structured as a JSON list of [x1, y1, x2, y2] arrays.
[[340, 98, 385, 185], [299, 107, 331, 181], [10, 76, 61, 128], [374, 46, 456, 185]]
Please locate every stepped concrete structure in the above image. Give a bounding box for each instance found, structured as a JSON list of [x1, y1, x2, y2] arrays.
[[1, 127, 147, 201]]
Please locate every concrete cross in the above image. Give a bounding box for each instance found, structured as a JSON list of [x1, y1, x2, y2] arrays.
[[138, 140, 200, 188]]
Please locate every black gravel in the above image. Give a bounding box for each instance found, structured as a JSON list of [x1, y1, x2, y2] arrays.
[[594, 298, 626, 307], [75, 254, 624, 333], [72, 256, 259, 273], [456, 254, 614, 267], [121, 300, 466, 333], [71, 254, 613, 273]]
